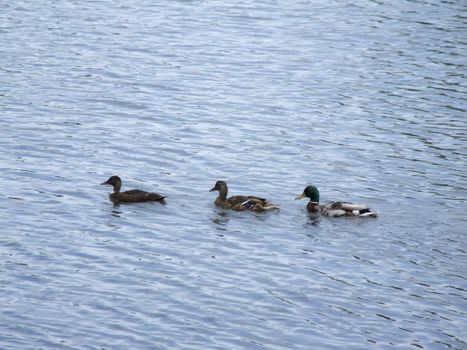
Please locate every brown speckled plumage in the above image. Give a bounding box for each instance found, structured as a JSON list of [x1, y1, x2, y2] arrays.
[[101, 176, 166, 204], [209, 180, 278, 212]]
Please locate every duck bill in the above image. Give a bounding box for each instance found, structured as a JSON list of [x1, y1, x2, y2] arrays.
[[101, 181, 110, 185], [295, 193, 306, 200], [209, 186, 216, 192]]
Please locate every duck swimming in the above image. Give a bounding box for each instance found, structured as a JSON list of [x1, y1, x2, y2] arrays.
[[209, 180, 279, 212], [295, 185, 378, 217], [101, 176, 166, 204]]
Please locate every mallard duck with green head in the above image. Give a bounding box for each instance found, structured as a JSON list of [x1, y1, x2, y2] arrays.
[[209, 180, 279, 212], [101, 176, 167, 205], [295, 185, 378, 217]]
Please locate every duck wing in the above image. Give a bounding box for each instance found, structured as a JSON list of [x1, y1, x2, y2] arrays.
[[322, 201, 377, 217], [120, 189, 166, 203], [338, 202, 369, 211], [227, 195, 266, 206], [123, 189, 146, 195], [228, 195, 279, 211]]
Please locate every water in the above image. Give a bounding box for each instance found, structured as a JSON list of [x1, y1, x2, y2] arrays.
[[1, 1, 466, 349]]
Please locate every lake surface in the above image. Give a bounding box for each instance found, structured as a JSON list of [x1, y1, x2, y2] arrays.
[[1, 1, 466, 349]]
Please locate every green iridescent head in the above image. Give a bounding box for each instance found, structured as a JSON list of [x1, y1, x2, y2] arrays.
[[295, 185, 320, 203]]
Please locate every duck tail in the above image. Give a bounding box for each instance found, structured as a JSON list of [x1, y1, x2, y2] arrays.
[[262, 203, 280, 210], [156, 196, 168, 204], [359, 210, 378, 218]]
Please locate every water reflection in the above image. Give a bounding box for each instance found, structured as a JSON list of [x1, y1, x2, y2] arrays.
[[110, 209, 122, 218], [211, 211, 230, 228], [304, 216, 320, 227]]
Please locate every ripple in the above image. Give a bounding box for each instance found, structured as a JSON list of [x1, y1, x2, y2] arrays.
[[1, 0, 466, 349]]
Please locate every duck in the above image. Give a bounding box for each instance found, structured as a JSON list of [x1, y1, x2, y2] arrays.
[[209, 180, 279, 212], [101, 176, 166, 204], [295, 185, 378, 217]]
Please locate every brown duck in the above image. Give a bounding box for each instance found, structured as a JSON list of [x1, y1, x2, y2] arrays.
[[209, 180, 279, 212], [101, 176, 166, 204]]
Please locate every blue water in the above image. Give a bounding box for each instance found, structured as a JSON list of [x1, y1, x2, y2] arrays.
[[1, 1, 466, 349]]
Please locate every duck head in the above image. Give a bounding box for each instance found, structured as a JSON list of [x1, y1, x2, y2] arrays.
[[295, 185, 320, 203], [101, 175, 122, 192], [209, 180, 228, 199]]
